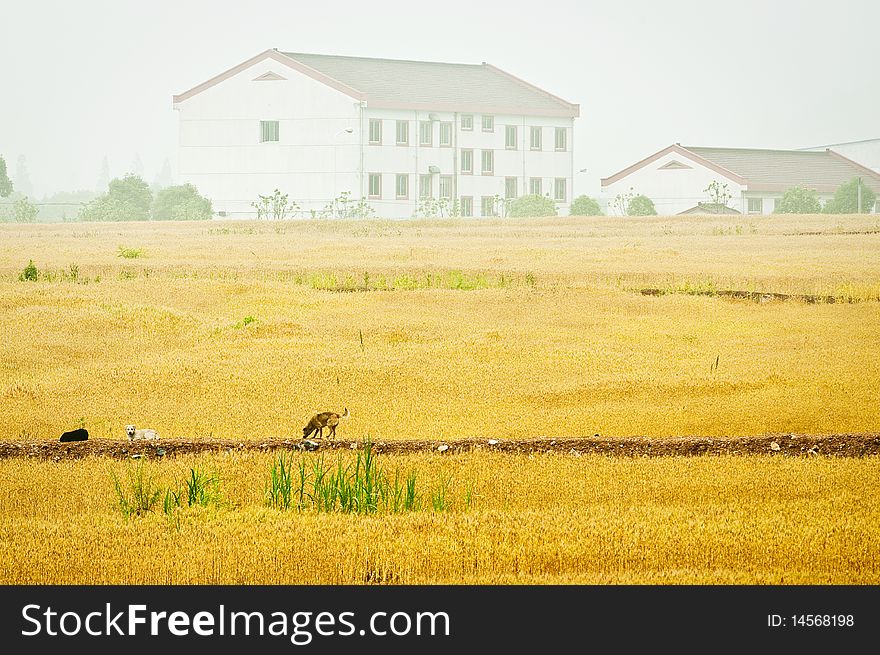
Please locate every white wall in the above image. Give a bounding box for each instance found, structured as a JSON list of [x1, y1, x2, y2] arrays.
[[176, 58, 362, 217], [362, 110, 573, 217], [741, 192, 835, 215], [602, 151, 745, 215]]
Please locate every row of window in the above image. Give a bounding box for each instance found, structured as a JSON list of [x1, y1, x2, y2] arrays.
[[370, 119, 566, 150], [368, 173, 567, 202], [260, 119, 568, 151]]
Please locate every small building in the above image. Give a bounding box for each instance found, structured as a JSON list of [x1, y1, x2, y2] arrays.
[[173, 49, 579, 219], [601, 144, 880, 215]]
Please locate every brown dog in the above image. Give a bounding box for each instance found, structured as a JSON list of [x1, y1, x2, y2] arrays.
[[302, 408, 349, 440]]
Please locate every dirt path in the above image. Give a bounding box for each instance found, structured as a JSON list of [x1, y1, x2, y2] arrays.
[[1, 433, 878, 460]]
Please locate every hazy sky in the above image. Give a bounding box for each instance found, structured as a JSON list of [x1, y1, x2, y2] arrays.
[[2, 0, 878, 198]]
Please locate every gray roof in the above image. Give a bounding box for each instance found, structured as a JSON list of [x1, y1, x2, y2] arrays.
[[685, 146, 880, 193], [282, 52, 579, 117]]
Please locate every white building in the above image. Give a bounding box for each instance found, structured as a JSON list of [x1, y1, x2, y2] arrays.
[[600, 144, 880, 215], [173, 49, 579, 219], [800, 138, 880, 173]]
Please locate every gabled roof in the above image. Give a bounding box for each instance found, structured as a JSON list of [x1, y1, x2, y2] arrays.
[[600, 144, 746, 187], [173, 49, 579, 117], [602, 144, 880, 193]]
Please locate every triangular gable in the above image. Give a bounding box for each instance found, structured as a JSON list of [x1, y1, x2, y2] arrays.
[[253, 71, 287, 81], [601, 144, 747, 187], [173, 49, 366, 105], [658, 160, 692, 170]]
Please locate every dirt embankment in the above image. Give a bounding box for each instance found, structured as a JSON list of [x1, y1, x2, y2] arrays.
[[1, 433, 878, 461]]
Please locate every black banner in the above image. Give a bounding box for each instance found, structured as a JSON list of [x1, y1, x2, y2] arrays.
[[1, 585, 875, 653]]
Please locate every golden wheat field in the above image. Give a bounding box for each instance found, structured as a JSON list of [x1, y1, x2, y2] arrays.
[[1, 214, 879, 441], [1, 452, 878, 584], [1, 213, 879, 584]]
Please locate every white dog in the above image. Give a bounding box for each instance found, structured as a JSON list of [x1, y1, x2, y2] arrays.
[[125, 424, 159, 442]]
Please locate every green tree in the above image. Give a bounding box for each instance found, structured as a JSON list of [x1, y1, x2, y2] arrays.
[[774, 186, 822, 214], [152, 183, 213, 221], [822, 177, 876, 214], [609, 188, 635, 216], [79, 174, 152, 222], [0, 156, 12, 198], [13, 197, 38, 223], [508, 194, 557, 218], [569, 195, 603, 216], [627, 194, 657, 216]]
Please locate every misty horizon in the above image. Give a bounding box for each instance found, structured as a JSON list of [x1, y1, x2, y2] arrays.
[[1, 0, 878, 202]]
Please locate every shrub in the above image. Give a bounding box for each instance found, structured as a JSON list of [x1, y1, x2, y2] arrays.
[[321, 191, 375, 219], [628, 194, 657, 216], [569, 195, 603, 216], [79, 175, 152, 222], [508, 194, 557, 218], [253, 188, 298, 220], [117, 246, 143, 259], [152, 183, 213, 221], [775, 186, 822, 214], [19, 260, 38, 281], [822, 177, 877, 214]]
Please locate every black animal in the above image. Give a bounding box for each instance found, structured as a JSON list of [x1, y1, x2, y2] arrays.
[[59, 428, 89, 442]]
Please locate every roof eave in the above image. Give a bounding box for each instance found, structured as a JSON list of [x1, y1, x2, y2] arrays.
[[826, 149, 880, 183], [481, 63, 580, 116]]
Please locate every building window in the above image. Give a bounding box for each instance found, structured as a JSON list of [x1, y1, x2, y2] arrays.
[[368, 173, 382, 199], [419, 121, 432, 146], [481, 196, 497, 217], [482, 115, 494, 132], [439, 175, 453, 199], [505, 125, 518, 150], [461, 114, 473, 131], [481, 150, 494, 175], [396, 174, 409, 199], [368, 119, 382, 145], [439, 122, 452, 146], [396, 120, 409, 146], [419, 174, 433, 198], [529, 177, 542, 196], [461, 149, 473, 175], [460, 196, 473, 217], [505, 177, 517, 199], [747, 197, 763, 214], [554, 178, 566, 201], [530, 126, 542, 150], [555, 128, 567, 151], [260, 120, 279, 143]]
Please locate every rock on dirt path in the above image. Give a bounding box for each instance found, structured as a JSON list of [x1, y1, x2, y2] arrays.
[[0, 434, 878, 461]]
